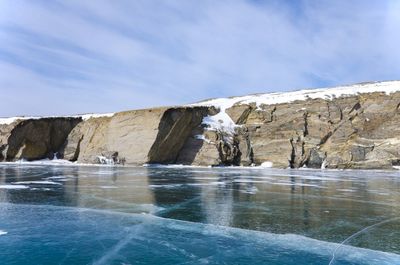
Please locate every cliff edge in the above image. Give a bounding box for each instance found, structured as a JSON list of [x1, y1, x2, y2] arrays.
[[2, 81, 400, 169]]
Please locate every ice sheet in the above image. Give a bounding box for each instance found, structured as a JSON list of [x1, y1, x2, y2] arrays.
[[1, 203, 399, 265]]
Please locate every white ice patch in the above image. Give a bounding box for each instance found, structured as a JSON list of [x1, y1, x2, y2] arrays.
[[260, 161, 273, 168], [46, 175, 74, 181], [143, 163, 209, 168], [12, 181, 62, 185], [97, 156, 115, 165], [13, 157, 75, 166], [99, 186, 118, 189], [36, 159, 73, 165], [0, 185, 29, 190], [0, 230, 7, 236], [321, 159, 327, 170]]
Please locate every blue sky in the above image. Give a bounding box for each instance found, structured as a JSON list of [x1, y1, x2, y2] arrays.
[[0, 0, 399, 116]]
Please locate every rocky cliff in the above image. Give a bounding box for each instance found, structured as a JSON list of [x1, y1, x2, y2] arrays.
[[0, 118, 81, 161], [2, 81, 400, 169]]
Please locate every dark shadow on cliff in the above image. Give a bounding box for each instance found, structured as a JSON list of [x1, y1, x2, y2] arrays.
[[5, 118, 82, 161], [147, 107, 212, 165]]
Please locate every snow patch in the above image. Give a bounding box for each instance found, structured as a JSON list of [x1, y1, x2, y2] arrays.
[[0, 113, 115, 125], [97, 156, 115, 165], [191, 81, 400, 110], [202, 111, 237, 135], [195, 134, 212, 144], [0, 116, 41, 125], [195, 98, 239, 144], [80, 113, 115, 120], [260, 161, 273, 168], [321, 159, 327, 170]]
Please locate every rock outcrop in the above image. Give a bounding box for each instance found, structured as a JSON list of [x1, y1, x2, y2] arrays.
[[2, 81, 400, 169], [222, 90, 400, 169], [62, 107, 217, 165], [0, 118, 81, 161]]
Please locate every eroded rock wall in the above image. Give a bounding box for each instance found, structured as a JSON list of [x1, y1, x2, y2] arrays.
[[0, 118, 81, 161], [2, 90, 400, 169], [62, 107, 216, 165], [224, 91, 400, 169]]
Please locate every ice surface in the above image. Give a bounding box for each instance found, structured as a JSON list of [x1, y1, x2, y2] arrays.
[[0, 203, 399, 265], [2, 158, 110, 167], [99, 185, 118, 189], [0, 184, 29, 190], [12, 181, 62, 185], [1, 165, 400, 264]]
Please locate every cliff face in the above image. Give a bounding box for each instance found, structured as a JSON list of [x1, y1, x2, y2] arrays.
[[225, 92, 400, 169], [0, 118, 81, 161], [2, 81, 400, 169], [62, 106, 216, 165]]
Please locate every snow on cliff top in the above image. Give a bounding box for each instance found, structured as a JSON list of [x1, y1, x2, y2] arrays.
[[189, 80, 400, 141], [190, 80, 400, 110], [0, 113, 114, 125], [2, 81, 400, 126]]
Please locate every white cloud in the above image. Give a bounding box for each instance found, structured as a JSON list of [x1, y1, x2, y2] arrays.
[[0, 0, 399, 116]]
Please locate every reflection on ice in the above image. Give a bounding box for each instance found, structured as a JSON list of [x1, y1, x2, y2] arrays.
[[0, 203, 399, 265], [1, 164, 400, 264], [0, 184, 29, 190], [12, 181, 62, 185]]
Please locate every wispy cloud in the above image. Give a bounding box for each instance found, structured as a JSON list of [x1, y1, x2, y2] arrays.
[[0, 0, 399, 116]]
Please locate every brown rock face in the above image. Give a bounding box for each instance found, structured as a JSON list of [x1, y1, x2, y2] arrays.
[[148, 107, 213, 164], [0, 118, 81, 161], [3, 87, 400, 169], [62, 107, 215, 165], [224, 91, 400, 169]]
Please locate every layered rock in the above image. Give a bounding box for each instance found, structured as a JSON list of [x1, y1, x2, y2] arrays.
[[62, 107, 218, 165], [222, 91, 400, 169], [2, 81, 400, 169], [0, 118, 81, 161]]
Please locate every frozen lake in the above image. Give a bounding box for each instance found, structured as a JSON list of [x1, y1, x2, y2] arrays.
[[1, 164, 400, 264]]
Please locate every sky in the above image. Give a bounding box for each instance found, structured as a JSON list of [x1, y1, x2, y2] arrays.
[[0, 0, 400, 117]]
